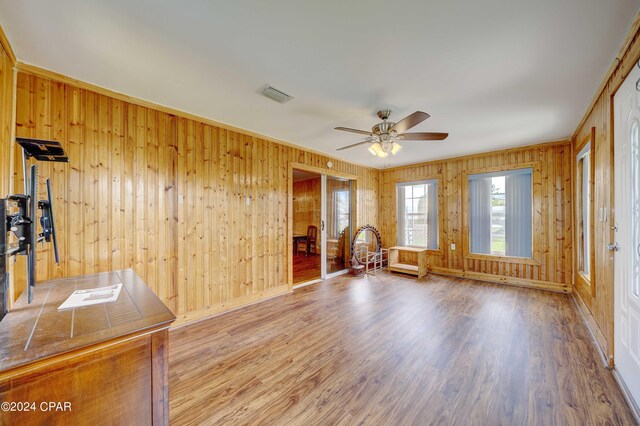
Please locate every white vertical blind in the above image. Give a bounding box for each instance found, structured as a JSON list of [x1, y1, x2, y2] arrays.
[[427, 184, 438, 250], [469, 178, 492, 254], [505, 173, 532, 257]]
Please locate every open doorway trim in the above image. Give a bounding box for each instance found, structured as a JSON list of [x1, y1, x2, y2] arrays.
[[288, 162, 358, 289]]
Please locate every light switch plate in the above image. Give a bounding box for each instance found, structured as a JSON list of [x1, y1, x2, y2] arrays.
[[451, 243, 456, 251]]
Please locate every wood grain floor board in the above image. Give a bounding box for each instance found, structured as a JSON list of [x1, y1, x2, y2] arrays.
[[293, 254, 321, 284], [169, 272, 637, 425]]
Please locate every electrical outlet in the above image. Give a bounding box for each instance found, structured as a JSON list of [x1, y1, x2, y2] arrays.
[[451, 243, 456, 251]]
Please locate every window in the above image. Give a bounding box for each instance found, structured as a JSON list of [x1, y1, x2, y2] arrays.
[[334, 190, 350, 236], [576, 143, 591, 278], [469, 168, 532, 258], [397, 180, 438, 249]]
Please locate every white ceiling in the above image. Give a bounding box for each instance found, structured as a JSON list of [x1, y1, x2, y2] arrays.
[[1, 0, 637, 168]]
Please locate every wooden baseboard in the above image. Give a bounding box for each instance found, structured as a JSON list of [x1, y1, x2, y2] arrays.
[[570, 291, 640, 421], [429, 267, 571, 293], [612, 367, 640, 424], [572, 291, 610, 367], [171, 285, 291, 327], [173, 267, 569, 327], [293, 279, 323, 290]]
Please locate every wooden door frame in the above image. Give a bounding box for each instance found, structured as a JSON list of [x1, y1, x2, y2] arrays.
[[573, 128, 597, 305], [288, 163, 358, 289]]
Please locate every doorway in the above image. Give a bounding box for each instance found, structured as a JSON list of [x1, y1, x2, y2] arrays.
[[290, 165, 355, 287], [292, 170, 322, 284], [613, 60, 640, 409]]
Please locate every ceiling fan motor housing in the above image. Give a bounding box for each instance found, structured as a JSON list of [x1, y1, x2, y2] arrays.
[[373, 121, 394, 136], [373, 110, 394, 136]]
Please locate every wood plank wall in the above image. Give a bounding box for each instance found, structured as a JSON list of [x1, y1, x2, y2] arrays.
[[0, 28, 16, 307], [12, 72, 379, 325], [379, 141, 573, 292], [0, 29, 14, 199], [571, 13, 640, 362], [293, 177, 321, 246]]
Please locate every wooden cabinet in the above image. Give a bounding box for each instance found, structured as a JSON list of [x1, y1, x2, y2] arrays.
[[389, 246, 429, 278], [0, 270, 175, 425]]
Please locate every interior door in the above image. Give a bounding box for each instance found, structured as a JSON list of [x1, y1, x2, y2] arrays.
[[613, 62, 640, 407]]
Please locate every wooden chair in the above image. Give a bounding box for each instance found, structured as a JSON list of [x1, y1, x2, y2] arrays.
[[297, 225, 318, 256]]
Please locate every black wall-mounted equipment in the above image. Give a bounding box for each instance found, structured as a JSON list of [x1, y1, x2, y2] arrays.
[[0, 138, 68, 321]]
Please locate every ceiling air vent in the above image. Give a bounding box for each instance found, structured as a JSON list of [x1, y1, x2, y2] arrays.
[[260, 85, 294, 104]]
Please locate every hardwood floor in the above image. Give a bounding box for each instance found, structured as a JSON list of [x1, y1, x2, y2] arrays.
[[168, 272, 637, 425], [293, 254, 321, 284]]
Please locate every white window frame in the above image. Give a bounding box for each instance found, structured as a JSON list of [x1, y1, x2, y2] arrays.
[[468, 168, 533, 259], [396, 179, 438, 250], [576, 142, 592, 280]]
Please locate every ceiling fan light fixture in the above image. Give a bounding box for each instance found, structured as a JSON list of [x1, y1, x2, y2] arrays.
[[381, 140, 393, 153], [391, 143, 402, 155], [368, 142, 387, 158]]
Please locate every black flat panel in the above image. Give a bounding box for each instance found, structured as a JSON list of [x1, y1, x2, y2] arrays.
[[16, 137, 69, 162]]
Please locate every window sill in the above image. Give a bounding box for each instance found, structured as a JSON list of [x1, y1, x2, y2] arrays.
[[575, 271, 595, 300], [578, 271, 591, 284], [464, 252, 540, 266]]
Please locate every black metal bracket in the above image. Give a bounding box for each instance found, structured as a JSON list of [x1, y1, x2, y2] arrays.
[[16, 137, 69, 162]]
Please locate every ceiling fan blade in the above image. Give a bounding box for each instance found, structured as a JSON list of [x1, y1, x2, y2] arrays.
[[399, 132, 448, 141], [334, 126, 371, 136], [391, 111, 430, 133], [336, 138, 374, 151]]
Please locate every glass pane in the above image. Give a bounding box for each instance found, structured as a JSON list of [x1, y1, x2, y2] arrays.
[[405, 198, 413, 214], [583, 154, 590, 275], [405, 185, 412, 199], [327, 178, 352, 274], [413, 199, 421, 215], [491, 176, 506, 256]]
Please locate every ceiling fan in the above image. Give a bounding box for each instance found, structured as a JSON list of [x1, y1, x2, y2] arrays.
[[335, 109, 448, 157]]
